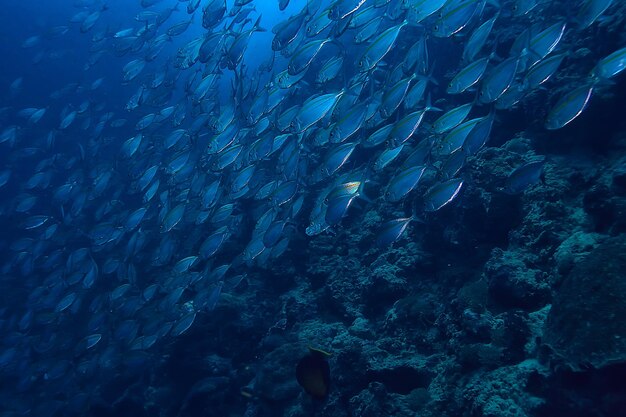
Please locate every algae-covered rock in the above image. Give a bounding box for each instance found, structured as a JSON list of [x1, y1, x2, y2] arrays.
[[552, 231, 604, 274], [460, 359, 548, 417], [485, 248, 551, 310], [253, 343, 303, 402], [544, 235, 626, 369]]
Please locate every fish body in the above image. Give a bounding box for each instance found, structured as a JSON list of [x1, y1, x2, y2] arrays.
[[424, 178, 464, 211], [348, 5, 379, 28], [524, 22, 566, 69], [322, 142, 357, 176], [161, 204, 185, 233], [325, 194, 357, 226], [433, 0, 482, 38], [590, 46, 626, 80], [276, 69, 307, 89], [577, 0, 614, 29], [388, 108, 429, 146], [448, 57, 490, 94], [380, 74, 416, 118], [403, 77, 430, 110], [462, 13, 498, 63], [316, 55, 344, 84], [513, 0, 539, 16], [523, 53, 566, 90], [200, 227, 230, 259], [329, 0, 367, 20], [462, 112, 495, 155], [273, 5, 310, 50], [354, 15, 383, 44], [294, 91, 345, 131], [494, 84, 525, 110], [386, 165, 426, 202], [437, 117, 481, 155], [306, 8, 332, 37], [478, 57, 519, 104], [545, 85, 593, 130], [376, 217, 413, 247], [401, 138, 432, 169], [433, 103, 473, 134], [405, 0, 447, 23], [358, 20, 408, 72], [402, 36, 429, 75], [441, 149, 467, 179], [362, 123, 393, 149], [288, 38, 331, 75], [167, 18, 194, 37], [504, 159, 546, 194], [374, 144, 405, 171], [329, 102, 369, 143], [123, 59, 146, 82], [203, 0, 227, 28]]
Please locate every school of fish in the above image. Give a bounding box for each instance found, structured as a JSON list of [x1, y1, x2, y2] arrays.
[[0, 0, 624, 414]]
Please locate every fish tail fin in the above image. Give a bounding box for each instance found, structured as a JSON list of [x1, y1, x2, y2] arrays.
[[331, 38, 347, 58], [226, 18, 237, 32], [253, 15, 267, 32], [358, 161, 377, 204], [424, 94, 443, 112], [402, 17, 424, 29], [520, 46, 542, 63], [354, 170, 375, 204], [417, 61, 438, 86], [358, 190, 374, 204], [410, 198, 426, 224], [427, 59, 438, 84], [430, 160, 446, 178], [302, 1, 314, 23]]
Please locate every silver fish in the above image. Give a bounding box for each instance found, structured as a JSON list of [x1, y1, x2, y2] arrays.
[[503, 159, 546, 194], [545, 85, 594, 130], [590, 46, 626, 80], [424, 178, 464, 212], [386, 165, 426, 202], [358, 20, 409, 72], [448, 57, 490, 94]]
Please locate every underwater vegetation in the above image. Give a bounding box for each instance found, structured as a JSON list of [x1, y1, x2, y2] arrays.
[[0, 0, 625, 416]]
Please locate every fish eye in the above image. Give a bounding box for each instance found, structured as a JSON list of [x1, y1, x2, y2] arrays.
[[434, 25, 439, 31]]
